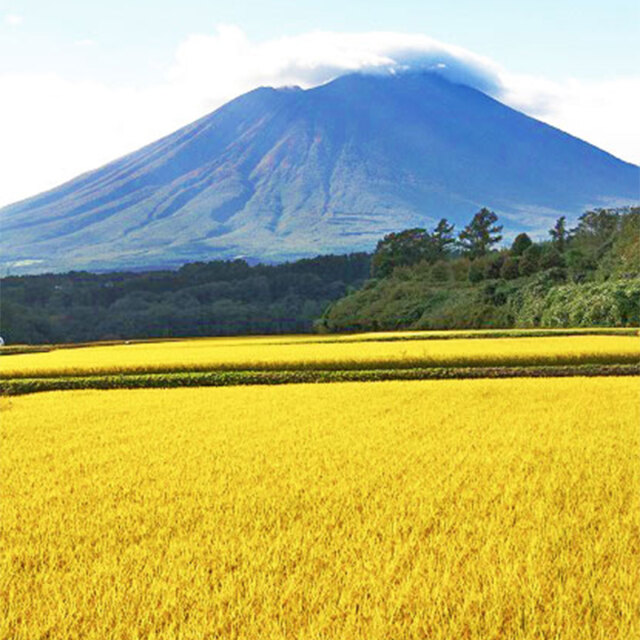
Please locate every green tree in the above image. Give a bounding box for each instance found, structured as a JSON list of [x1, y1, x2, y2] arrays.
[[458, 208, 503, 258], [606, 208, 640, 277], [431, 218, 456, 257], [511, 233, 533, 256], [484, 253, 505, 279], [519, 244, 543, 276], [565, 247, 597, 282], [539, 246, 565, 270], [572, 209, 620, 243], [468, 260, 485, 283], [549, 216, 568, 252], [500, 256, 520, 280], [371, 228, 434, 278]]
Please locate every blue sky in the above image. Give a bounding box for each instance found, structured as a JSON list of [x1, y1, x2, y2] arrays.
[[1, 0, 638, 206]]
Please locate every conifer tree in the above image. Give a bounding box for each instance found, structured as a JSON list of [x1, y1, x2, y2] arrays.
[[458, 208, 503, 258]]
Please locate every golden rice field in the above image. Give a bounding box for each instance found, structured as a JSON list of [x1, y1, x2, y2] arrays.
[[1, 333, 639, 378], [2, 377, 638, 639]]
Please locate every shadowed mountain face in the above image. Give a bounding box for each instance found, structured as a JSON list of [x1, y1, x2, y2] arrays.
[[2, 72, 638, 273]]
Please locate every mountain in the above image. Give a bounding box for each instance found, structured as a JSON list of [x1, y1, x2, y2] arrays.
[[1, 71, 638, 273]]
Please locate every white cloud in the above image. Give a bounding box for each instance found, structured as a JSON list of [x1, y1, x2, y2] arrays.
[[73, 38, 96, 47], [0, 74, 195, 208], [501, 73, 640, 165], [0, 27, 637, 208], [4, 13, 23, 26], [166, 27, 504, 106]]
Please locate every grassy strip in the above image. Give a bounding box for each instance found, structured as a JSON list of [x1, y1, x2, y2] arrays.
[[0, 338, 183, 356], [2, 364, 638, 396], [0, 346, 53, 356], [278, 327, 640, 346]]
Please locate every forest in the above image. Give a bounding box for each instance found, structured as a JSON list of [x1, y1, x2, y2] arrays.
[[320, 207, 639, 331], [1, 207, 637, 344], [0, 254, 370, 344]]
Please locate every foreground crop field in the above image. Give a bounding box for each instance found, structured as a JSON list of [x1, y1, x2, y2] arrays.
[[2, 377, 638, 639], [1, 333, 639, 379]]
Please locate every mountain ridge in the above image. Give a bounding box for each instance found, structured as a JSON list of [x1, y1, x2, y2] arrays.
[[2, 71, 638, 273]]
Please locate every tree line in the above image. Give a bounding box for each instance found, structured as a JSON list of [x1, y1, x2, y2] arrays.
[[1, 207, 637, 344], [0, 254, 370, 344], [370, 207, 638, 283], [320, 206, 639, 331]]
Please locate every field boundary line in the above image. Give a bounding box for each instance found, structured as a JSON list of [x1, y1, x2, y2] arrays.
[[2, 364, 639, 395]]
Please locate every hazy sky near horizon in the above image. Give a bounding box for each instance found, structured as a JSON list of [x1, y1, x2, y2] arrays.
[[1, 0, 638, 207]]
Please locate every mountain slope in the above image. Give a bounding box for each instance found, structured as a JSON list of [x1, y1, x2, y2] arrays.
[[1, 72, 638, 273]]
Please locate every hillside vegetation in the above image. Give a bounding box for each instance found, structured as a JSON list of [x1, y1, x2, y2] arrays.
[[320, 207, 640, 331], [0, 254, 369, 344], [1, 208, 637, 346]]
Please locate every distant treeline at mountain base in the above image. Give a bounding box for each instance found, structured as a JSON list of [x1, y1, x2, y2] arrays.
[[1, 207, 638, 345], [0, 255, 370, 344]]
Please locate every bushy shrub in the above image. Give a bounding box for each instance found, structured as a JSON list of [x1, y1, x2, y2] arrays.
[[484, 254, 505, 280], [519, 244, 543, 276], [500, 257, 520, 280], [513, 279, 640, 327], [565, 248, 597, 281], [451, 258, 471, 282], [539, 247, 565, 270], [430, 260, 451, 282], [468, 261, 485, 283]]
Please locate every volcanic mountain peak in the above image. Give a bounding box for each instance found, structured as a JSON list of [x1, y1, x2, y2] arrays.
[[1, 72, 637, 273]]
